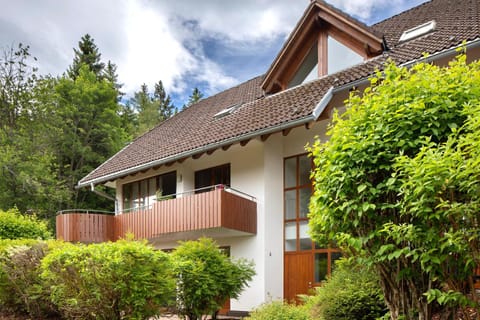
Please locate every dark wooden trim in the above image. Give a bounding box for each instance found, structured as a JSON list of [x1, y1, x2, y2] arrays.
[[261, 133, 271, 141], [318, 30, 328, 76]]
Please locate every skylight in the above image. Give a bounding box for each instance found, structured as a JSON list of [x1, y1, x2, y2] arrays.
[[213, 103, 242, 119], [399, 20, 436, 42]]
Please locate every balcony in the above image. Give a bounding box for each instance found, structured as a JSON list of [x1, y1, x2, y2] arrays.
[[56, 210, 115, 243], [56, 187, 257, 243]]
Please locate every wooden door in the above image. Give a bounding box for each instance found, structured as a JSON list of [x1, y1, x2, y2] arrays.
[[284, 252, 314, 302]]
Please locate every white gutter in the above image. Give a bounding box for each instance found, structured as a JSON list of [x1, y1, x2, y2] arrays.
[[400, 37, 480, 68], [78, 115, 316, 188], [80, 37, 480, 188], [312, 86, 334, 120]]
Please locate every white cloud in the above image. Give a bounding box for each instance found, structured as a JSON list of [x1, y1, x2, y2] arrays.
[[0, 0, 426, 101]]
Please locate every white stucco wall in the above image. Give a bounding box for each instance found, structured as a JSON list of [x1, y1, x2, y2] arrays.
[[112, 118, 331, 312]]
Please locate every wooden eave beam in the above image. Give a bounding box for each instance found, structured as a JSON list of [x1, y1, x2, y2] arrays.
[[192, 152, 204, 160], [317, 11, 383, 55], [240, 139, 251, 147], [261, 133, 271, 142], [282, 128, 292, 136], [262, 6, 319, 93]]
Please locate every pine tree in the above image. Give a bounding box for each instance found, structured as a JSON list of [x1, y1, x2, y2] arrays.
[[182, 87, 204, 110], [103, 60, 123, 99], [153, 80, 175, 120], [130, 81, 176, 136], [67, 34, 105, 79]]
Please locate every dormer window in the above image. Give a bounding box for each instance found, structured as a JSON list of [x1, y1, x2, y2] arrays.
[[327, 36, 363, 74], [262, 1, 384, 94], [287, 35, 365, 89], [288, 42, 319, 88], [399, 20, 436, 42]]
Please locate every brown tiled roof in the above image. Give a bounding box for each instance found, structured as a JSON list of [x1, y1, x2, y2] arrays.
[[79, 0, 480, 186]]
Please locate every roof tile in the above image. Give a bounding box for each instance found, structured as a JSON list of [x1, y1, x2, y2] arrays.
[[80, 0, 480, 185]]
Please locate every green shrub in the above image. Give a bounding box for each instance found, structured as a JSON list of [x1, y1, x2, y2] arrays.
[[172, 237, 255, 320], [0, 239, 63, 317], [0, 208, 51, 240], [41, 239, 175, 320], [305, 258, 387, 320], [246, 300, 311, 320]]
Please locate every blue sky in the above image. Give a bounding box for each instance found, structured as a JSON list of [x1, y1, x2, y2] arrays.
[[0, 0, 428, 108]]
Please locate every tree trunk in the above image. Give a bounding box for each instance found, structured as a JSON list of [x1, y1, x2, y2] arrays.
[[377, 262, 433, 320]]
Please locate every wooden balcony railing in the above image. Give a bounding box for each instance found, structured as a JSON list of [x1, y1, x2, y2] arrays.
[[56, 188, 257, 243], [56, 210, 115, 243]]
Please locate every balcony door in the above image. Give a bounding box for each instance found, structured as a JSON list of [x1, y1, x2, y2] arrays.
[[283, 154, 340, 302], [122, 171, 176, 212], [194, 163, 230, 193]]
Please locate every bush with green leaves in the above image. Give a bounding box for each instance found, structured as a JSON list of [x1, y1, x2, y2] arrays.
[[246, 300, 311, 320], [304, 258, 386, 320], [41, 239, 175, 320], [0, 239, 63, 318], [308, 53, 480, 319], [0, 208, 51, 240], [172, 237, 255, 320]]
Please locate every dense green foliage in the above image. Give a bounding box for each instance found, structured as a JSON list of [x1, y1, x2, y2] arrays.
[[0, 37, 194, 219], [172, 237, 255, 320], [0, 208, 51, 240], [0, 237, 257, 319], [41, 240, 174, 320], [129, 81, 177, 136], [308, 53, 480, 319], [0, 240, 62, 317], [53, 65, 128, 209], [0, 44, 69, 217], [305, 259, 386, 320], [246, 300, 310, 320], [67, 34, 105, 79]]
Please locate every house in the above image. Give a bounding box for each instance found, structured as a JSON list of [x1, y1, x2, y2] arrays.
[[56, 0, 480, 315]]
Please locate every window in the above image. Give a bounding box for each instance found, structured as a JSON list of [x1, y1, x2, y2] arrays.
[[213, 103, 243, 119], [284, 154, 341, 283], [194, 164, 230, 193], [287, 35, 364, 89], [284, 154, 313, 252], [327, 36, 363, 74], [288, 41, 319, 88], [122, 171, 176, 211], [399, 20, 436, 42]]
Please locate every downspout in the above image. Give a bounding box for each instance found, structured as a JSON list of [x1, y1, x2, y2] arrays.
[[90, 183, 118, 215]]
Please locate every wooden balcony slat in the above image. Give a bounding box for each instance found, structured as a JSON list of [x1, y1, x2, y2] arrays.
[[57, 189, 257, 243]]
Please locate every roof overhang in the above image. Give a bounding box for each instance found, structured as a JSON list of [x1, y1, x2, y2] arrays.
[[78, 38, 480, 189]]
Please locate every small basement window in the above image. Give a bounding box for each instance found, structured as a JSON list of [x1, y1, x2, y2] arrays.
[[399, 20, 436, 42], [213, 103, 242, 119]]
